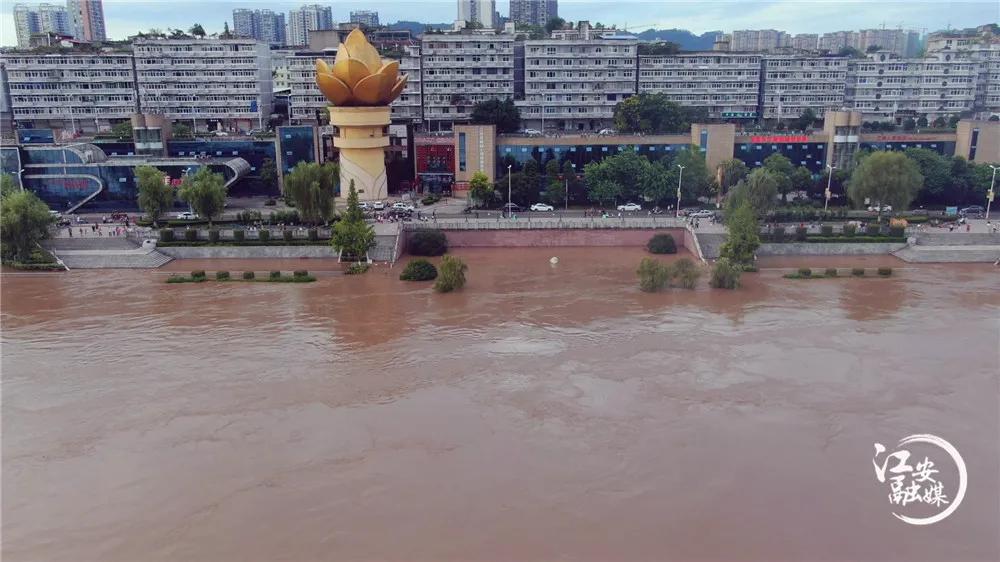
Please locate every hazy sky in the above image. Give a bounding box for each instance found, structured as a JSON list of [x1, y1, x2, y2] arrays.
[[1, 0, 997, 45]]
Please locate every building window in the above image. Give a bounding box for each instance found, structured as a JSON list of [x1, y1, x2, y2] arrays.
[[458, 132, 467, 172]]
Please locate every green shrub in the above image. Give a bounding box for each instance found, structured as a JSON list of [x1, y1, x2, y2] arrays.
[[646, 233, 677, 254], [269, 270, 281, 279], [208, 229, 220, 243], [399, 258, 438, 281], [191, 270, 206, 279], [307, 228, 318, 241], [795, 227, 808, 241], [282, 229, 293, 242], [216, 270, 230, 280], [825, 268, 838, 277], [742, 264, 758, 273], [821, 225, 834, 236], [166, 275, 186, 283], [843, 224, 857, 237], [434, 255, 468, 293], [878, 267, 892, 277], [184, 229, 198, 242], [232, 229, 245, 242], [421, 193, 441, 206], [773, 226, 786, 242], [293, 269, 308, 278], [865, 225, 881, 236], [669, 258, 701, 289], [798, 267, 812, 277], [345, 263, 370, 275], [410, 230, 448, 256], [242, 271, 255, 280], [889, 225, 905, 237], [160, 228, 175, 242], [258, 230, 270, 242], [637, 258, 669, 292], [852, 267, 865, 276], [805, 236, 905, 243], [709, 257, 742, 289]]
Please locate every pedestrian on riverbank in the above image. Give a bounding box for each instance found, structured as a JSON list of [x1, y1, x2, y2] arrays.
[[967, 223, 971, 232], [67, 226, 72, 237]]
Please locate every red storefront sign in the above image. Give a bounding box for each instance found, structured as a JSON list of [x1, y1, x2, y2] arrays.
[[750, 135, 810, 143], [874, 135, 932, 141]]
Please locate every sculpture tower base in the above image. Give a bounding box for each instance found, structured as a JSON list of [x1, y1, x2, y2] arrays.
[[328, 106, 391, 202]]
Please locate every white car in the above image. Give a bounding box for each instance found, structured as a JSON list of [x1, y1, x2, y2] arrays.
[[372, 201, 386, 211], [175, 212, 198, 220], [392, 202, 415, 212], [617, 202, 642, 212], [530, 203, 555, 212], [522, 128, 543, 136], [359, 201, 371, 211], [867, 205, 893, 212], [598, 128, 617, 135], [688, 210, 715, 219]]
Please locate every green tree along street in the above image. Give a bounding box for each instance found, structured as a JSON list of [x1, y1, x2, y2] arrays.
[[613, 93, 702, 134], [283, 161, 338, 224], [715, 158, 749, 197], [259, 158, 278, 193], [331, 181, 375, 261], [1, 173, 19, 199], [726, 168, 779, 216], [640, 160, 673, 204], [848, 151, 923, 219], [178, 167, 227, 226], [674, 146, 710, 202], [135, 165, 174, 227], [790, 166, 814, 198], [581, 147, 711, 207], [470, 98, 521, 134], [793, 108, 817, 131], [719, 202, 761, 268], [468, 171, 495, 208], [763, 153, 795, 202], [1, 189, 53, 262]]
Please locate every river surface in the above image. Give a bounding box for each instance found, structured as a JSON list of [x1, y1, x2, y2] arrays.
[[2, 248, 999, 562]]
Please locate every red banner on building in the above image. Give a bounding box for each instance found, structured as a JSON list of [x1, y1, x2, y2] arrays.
[[750, 135, 810, 143]]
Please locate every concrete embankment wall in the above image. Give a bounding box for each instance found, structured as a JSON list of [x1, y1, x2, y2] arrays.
[[406, 228, 690, 250], [757, 243, 907, 256], [157, 246, 338, 259], [914, 233, 1000, 246]]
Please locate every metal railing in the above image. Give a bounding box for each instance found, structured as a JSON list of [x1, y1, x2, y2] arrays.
[[403, 216, 686, 230]]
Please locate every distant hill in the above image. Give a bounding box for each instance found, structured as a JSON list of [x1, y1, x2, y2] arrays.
[[634, 28, 722, 51], [388, 21, 452, 37]]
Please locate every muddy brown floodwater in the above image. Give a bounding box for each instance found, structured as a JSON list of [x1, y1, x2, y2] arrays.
[[2, 248, 999, 562]]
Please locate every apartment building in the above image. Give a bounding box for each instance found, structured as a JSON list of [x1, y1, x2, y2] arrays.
[[286, 50, 335, 125], [287, 4, 334, 47], [731, 29, 789, 51], [509, 0, 558, 27], [349, 10, 379, 28], [66, 0, 106, 42], [846, 51, 981, 122], [762, 55, 848, 120], [133, 38, 273, 132], [0, 51, 136, 133], [857, 29, 921, 57], [232, 9, 286, 46], [638, 52, 762, 119], [518, 37, 636, 131], [790, 34, 819, 51], [457, 0, 496, 29], [819, 30, 859, 53], [420, 33, 515, 127], [13, 3, 71, 47], [393, 44, 423, 123]]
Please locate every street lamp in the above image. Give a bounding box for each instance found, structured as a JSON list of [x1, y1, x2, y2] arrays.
[[824, 164, 836, 213], [675, 164, 685, 218], [507, 164, 512, 220], [988, 165, 998, 221], [565, 162, 575, 211]]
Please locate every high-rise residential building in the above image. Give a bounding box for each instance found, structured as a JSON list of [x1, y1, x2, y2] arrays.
[[509, 0, 558, 27], [0, 50, 136, 132], [133, 37, 273, 131], [857, 29, 921, 57], [819, 30, 859, 52], [13, 3, 71, 47], [730, 29, 790, 51], [457, 0, 496, 29], [393, 44, 423, 123], [762, 55, 848, 120], [421, 32, 514, 125], [639, 52, 763, 119], [287, 4, 334, 46], [790, 34, 819, 51], [286, 50, 335, 125], [66, 0, 106, 42], [518, 37, 636, 131], [349, 10, 380, 28], [232, 9, 286, 45]]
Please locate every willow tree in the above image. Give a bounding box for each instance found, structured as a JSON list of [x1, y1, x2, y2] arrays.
[[848, 151, 923, 219], [178, 167, 227, 226], [135, 165, 173, 227], [283, 161, 338, 224]]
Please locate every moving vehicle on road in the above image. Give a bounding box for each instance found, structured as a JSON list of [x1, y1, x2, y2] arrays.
[[867, 205, 893, 212], [530, 203, 555, 212], [617, 202, 642, 212], [959, 205, 985, 217], [521, 129, 543, 136], [688, 210, 715, 219], [392, 201, 416, 212], [372, 201, 386, 211], [175, 212, 198, 220]]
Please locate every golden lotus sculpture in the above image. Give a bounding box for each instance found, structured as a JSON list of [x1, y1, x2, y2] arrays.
[[316, 29, 407, 106]]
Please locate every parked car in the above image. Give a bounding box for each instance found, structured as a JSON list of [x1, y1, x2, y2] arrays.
[[392, 201, 416, 212], [175, 212, 198, 220], [867, 205, 893, 212], [372, 201, 386, 211], [597, 128, 617, 135], [688, 209, 715, 219], [522, 128, 543, 136], [212, 130, 229, 137], [617, 202, 642, 212], [959, 205, 985, 217], [359, 201, 371, 211], [502, 203, 522, 212], [530, 203, 555, 212]]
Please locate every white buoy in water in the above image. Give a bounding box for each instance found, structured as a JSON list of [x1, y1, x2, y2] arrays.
[[550, 256, 559, 265]]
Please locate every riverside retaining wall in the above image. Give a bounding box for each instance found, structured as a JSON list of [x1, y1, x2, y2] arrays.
[[405, 228, 689, 249], [157, 246, 338, 259], [757, 242, 907, 256]]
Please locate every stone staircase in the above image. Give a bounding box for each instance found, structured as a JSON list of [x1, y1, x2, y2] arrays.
[[45, 237, 139, 251], [892, 245, 1000, 263], [368, 234, 399, 263], [695, 232, 727, 260], [913, 232, 1000, 246]]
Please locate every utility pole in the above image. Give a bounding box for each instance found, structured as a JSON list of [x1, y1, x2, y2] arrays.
[[675, 164, 685, 218], [988, 165, 998, 221], [824, 164, 836, 212]]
